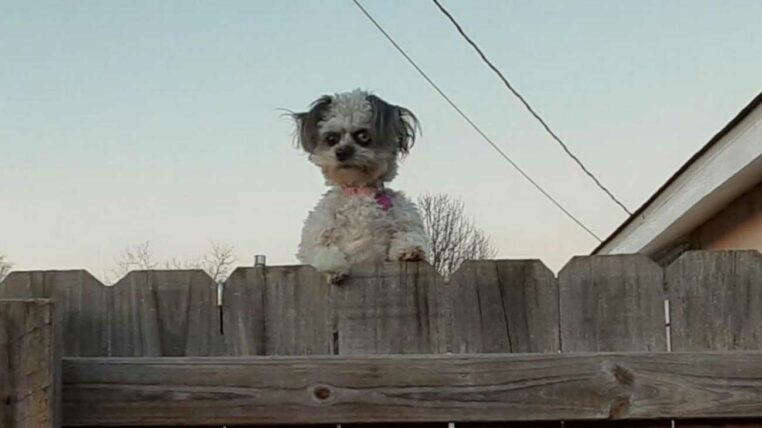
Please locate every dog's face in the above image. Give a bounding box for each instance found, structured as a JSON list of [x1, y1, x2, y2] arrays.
[[292, 90, 418, 186]]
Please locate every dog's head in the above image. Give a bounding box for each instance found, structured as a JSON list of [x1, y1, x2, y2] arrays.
[[292, 89, 419, 186]]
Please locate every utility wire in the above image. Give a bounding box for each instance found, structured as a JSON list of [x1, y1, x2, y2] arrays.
[[432, 0, 632, 216], [351, 0, 602, 242]]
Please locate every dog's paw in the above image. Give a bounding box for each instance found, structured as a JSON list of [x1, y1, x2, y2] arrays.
[[324, 271, 348, 285], [397, 247, 426, 262], [310, 246, 350, 284]]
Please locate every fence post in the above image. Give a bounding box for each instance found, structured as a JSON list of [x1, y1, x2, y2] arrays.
[[0, 299, 58, 428]]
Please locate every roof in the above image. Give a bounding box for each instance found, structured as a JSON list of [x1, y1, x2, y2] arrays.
[[593, 90, 762, 256]]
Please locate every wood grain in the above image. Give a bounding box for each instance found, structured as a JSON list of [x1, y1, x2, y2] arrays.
[[667, 251, 762, 352], [559, 255, 667, 428], [62, 352, 762, 426], [334, 262, 448, 355], [4, 254, 762, 427], [559, 255, 666, 352], [262, 265, 335, 355], [0, 270, 109, 357], [450, 260, 559, 354], [109, 270, 223, 357], [667, 251, 762, 428], [0, 299, 57, 428], [450, 259, 560, 428], [222, 266, 267, 355]]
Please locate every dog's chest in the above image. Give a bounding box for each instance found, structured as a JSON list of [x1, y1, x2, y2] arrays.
[[329, 194, 396, 258], [334, 196, 394, 234]]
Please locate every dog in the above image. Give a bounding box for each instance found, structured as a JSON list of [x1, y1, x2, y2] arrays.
[[291, 89, 429, 284]]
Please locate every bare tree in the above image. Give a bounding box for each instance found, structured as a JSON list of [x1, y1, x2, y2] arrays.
[[417, 193, 497, 278], [106, 241, 157, 283], [162, 242, 237, 282], [107, 241, 237, 284], [0, 254, 12, 282], [198, 241, 237, 282]]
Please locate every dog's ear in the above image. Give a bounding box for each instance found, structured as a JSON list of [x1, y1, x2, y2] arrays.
[[292, 95, 332, 153], [367, 94, 420, 155]]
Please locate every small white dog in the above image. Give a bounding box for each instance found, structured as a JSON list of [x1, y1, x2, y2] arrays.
[[292, 89, 429, 284]]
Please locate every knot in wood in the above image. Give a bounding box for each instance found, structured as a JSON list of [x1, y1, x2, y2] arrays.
[[611, 364, 634, 386], [609, 395, 631, 418], [312, 385, 332, 402]]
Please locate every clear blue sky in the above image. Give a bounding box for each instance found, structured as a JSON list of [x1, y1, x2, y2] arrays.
[[2, 0, 761, 280]]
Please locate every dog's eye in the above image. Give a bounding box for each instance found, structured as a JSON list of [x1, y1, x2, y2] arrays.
[[324, 133, 340, 146], [354, 129, 371, 146]]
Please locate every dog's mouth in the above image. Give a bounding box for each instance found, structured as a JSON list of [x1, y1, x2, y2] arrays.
[[336, 161, 368, 171], [337, 164, 362, 171], [323, 162, 381, 187]]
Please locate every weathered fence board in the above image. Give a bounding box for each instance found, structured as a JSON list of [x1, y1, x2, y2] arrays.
[[667, 251, 762, 352], [451, 259, 560, 428], [222, 266, 267, 356], [334, 263, 449, 428], [334, 262, 447, 355], [559, 255, 666, 353], [0, 299, 57, 428], [0, 270, 109, 357], [668, 251, 762, 428], [559, 255, 668, 428], [0, 269, 223, 358], [263, 265, 335, 356], [61, 352, 762, 426], [223, 262, 449, 357], [450, 260, 559, 354], [109, 270, 223, 357]]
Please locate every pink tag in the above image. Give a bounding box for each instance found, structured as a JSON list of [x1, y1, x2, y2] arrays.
[[375, 192, 393, 212]]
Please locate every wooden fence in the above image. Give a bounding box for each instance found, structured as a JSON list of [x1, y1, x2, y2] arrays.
[[1, 250, 761, 427]]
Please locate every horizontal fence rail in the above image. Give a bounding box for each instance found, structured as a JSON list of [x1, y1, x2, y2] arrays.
[[62, 352, 762, 426]]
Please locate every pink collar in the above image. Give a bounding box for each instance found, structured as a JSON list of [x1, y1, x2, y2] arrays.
[[341, 185, 393, 212]]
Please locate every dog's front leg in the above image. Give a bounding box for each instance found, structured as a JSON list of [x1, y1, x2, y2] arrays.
[[298, 198, 353, 284], [389, 231, 428, 261], [387, 194, 429, 262], [310, 245, 351, 284]]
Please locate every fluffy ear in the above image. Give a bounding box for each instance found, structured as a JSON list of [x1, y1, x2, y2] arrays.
[[292, 95, 332, 153], [367, 94, 420, 155]]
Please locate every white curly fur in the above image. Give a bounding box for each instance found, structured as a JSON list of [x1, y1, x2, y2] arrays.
[[298, 188, 428, 279], [294, 90, 429, 283]]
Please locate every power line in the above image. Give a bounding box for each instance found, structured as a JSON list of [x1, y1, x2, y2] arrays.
[[431, 0, 633, 216], [351, 0, 602, 242]]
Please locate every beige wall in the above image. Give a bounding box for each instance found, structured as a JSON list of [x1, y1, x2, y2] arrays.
[[653, 181, 762, 265], [690, 181, 762, 251]]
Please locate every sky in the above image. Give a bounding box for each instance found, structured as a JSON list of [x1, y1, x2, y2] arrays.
[[2, 0, 761, 281]]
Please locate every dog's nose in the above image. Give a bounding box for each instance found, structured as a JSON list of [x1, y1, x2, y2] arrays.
[[335, 145, 355, 161]]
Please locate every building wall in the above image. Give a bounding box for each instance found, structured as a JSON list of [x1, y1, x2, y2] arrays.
[[652, 181, 762, 265], [691, 181, 762, 251]]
